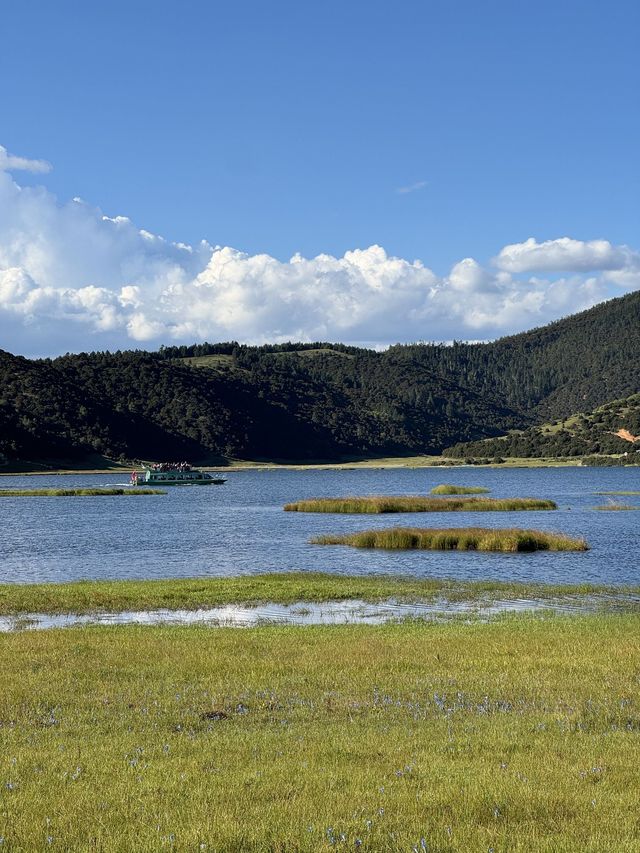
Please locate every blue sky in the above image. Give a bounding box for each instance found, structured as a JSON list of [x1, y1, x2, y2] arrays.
[[1, 0, 639, 355]]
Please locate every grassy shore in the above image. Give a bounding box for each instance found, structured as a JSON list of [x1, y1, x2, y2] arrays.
[[312, 527, 588, 552], [284, 496, 557, 513], [0, 488, 165, 497], [0, 453, 617, 475], [0, 615, 639, 850], [0, 573, 636, 616], [430, 484, 490, 495]]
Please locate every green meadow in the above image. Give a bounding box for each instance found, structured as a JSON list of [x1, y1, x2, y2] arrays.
[[0, 614, 639, 851]]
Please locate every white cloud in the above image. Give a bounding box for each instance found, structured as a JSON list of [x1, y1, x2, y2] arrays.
[[494, 236, 638, 273], [0, 145, 51, 174], [0, 146, 638, 357]]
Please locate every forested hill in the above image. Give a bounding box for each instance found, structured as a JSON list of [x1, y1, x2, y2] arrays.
[[381, 289, 640, 420], [1, 290, 639, 466], [0, 347, 521, 464]]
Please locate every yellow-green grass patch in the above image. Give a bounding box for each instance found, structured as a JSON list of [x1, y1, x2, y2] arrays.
[[430, 484, 491, 495], [312, 527, 588, 552], [284, 496, 556, 513]]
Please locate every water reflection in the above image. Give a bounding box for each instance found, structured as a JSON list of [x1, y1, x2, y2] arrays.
[[2, 593, 639, 633]]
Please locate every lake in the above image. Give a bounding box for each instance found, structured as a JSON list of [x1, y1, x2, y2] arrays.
[[0, 467, 638, 586]]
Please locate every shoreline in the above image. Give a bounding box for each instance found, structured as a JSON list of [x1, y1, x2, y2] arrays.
[[0, 455, 599, 476], [1, 572, 638, 615]]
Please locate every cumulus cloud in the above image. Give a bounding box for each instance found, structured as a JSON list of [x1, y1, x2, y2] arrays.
[[0, 145, 51, 174], [0, 146, 639, 357], [494, 236, 639, 273]]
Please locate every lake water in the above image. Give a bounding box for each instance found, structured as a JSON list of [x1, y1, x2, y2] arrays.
[[0, 467, 638, 586]]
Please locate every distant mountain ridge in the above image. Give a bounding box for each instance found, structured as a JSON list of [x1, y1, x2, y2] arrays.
[[1, 290, 639, 466]]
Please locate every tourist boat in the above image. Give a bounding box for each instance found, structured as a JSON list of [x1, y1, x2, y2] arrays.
[[130, 463, 226, 486]]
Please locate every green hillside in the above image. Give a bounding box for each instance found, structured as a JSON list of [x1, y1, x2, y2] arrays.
[[446, 394, 640, 461]]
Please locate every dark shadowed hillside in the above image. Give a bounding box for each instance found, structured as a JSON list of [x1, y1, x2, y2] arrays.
[[1, 290, 638, 466]]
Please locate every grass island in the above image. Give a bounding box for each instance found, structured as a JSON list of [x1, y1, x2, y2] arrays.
[[430, 484, 491, 495], [284, 496, 557, 513], [312, 527, 588, 552]]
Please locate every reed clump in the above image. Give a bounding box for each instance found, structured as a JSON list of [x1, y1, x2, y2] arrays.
[[285, 496, 556, 513], [312, 526, 588, 552], [0, 488, 166, 497], [430, 484, 490, 495]]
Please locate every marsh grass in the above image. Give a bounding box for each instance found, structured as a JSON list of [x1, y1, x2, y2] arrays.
[[0, 573, 632, 616], [313, 527, 588, 552], [0, 488, 166, 497], [596, 490, 640, 495], [284, 496, 557, 513], [0, 616, 639, 850], [430, 484, 490, 495]]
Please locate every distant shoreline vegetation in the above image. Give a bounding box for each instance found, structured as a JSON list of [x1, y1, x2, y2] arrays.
[[284, 496, 557, 513], [312, 527, 588, 552], [0, 488, 166, 497]]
